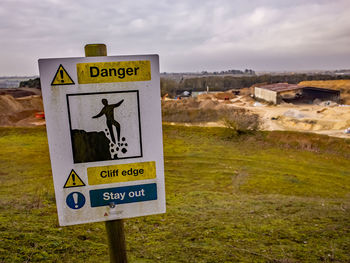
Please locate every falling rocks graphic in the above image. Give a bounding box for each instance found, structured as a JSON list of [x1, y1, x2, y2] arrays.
[[71, 129, 112, 163]]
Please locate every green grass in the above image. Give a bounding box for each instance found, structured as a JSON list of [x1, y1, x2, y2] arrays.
[[1, 126, 349, 262]]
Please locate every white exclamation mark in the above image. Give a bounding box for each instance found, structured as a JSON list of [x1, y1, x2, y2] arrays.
[[73, 193, 79, 208]]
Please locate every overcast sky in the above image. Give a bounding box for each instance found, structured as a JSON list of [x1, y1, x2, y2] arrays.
[[1, 0, 350, 75]]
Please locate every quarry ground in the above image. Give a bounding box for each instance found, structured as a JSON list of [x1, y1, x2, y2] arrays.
[[238, 98, 350, 138], [162, 96, 350, 139], [162, 81, 350, 139], [1, 80, 350, 140]]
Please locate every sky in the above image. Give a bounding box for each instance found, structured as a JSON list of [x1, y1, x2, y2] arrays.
[[1, 0, 350, 76]]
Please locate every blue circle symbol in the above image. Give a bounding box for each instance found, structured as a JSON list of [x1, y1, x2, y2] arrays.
[[66, 192, 86, 209]]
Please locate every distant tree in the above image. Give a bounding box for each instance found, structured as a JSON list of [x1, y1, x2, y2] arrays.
[[160, 78, 178, 97], [161, 73, 350, 95], [19, 77, 41, 89]]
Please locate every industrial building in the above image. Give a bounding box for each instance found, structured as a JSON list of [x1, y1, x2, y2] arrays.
[[254, 83, 340, 104]]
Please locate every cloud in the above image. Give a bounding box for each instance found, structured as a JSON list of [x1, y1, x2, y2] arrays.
[[0, 0, 349, 75]]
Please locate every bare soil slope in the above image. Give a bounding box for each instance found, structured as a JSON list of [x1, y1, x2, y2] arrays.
[[0, 94, 44, 126], [163, 89, 350, 138], [2, 84, 349, 138], [246, 102, 350, 138]]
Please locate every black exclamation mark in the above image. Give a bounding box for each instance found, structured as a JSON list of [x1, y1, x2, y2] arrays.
[[72, 173, 76, 185], [60, 69, 64, 83]]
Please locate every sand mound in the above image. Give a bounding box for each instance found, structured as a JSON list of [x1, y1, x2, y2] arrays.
[[162, 98, 200, 111], [0, 95, 25, 113], [162, 97, 224, 111], [198, 100, 218, 109], [260, 104, 350, 133], [0, 95, 44, 126], [197, 93, 215, 100]]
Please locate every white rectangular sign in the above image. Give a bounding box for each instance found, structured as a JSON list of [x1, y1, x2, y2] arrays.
[[38, 55, 165, 226]]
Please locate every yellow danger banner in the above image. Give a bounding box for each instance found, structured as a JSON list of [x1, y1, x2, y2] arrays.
[[87, 161, 156, 185], [76, 60, 151, 84]]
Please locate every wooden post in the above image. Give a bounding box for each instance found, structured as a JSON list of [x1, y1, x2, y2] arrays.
[[85, 43, 107, 57], [105, 219, 127, 263], [85, 43, 128, 263]]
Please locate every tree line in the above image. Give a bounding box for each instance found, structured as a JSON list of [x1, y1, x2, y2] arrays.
[[19, 77, 41, 89], [161, 74, 350, 97], [18, 74, 350, 98]]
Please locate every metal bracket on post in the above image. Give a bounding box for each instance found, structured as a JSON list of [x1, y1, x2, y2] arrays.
[[85, 43, 128, 263]]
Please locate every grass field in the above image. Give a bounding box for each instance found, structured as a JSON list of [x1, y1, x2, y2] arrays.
[[1, 125, 350, 262]]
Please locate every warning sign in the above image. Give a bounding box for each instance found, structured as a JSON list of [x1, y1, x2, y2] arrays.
[[51, 64, 75, 85], [64, 169, 86, 188], [38, 54, 165, 226]]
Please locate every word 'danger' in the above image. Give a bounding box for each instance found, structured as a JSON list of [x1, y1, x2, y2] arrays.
[[77, 60, 151, 84]]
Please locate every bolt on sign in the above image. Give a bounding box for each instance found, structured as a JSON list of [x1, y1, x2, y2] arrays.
[[38, 55, 165, 226]]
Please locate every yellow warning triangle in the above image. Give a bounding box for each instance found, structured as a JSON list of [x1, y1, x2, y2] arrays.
[[64, 169, 85, 188], [51, 64, 75, 85]]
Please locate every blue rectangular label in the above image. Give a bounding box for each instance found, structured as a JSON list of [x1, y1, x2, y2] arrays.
[[89, 183, 157, 207]]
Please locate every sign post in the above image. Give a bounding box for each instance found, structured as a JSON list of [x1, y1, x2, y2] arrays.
[[85, 44, 127, 263], [38, 44, 165, 263]]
